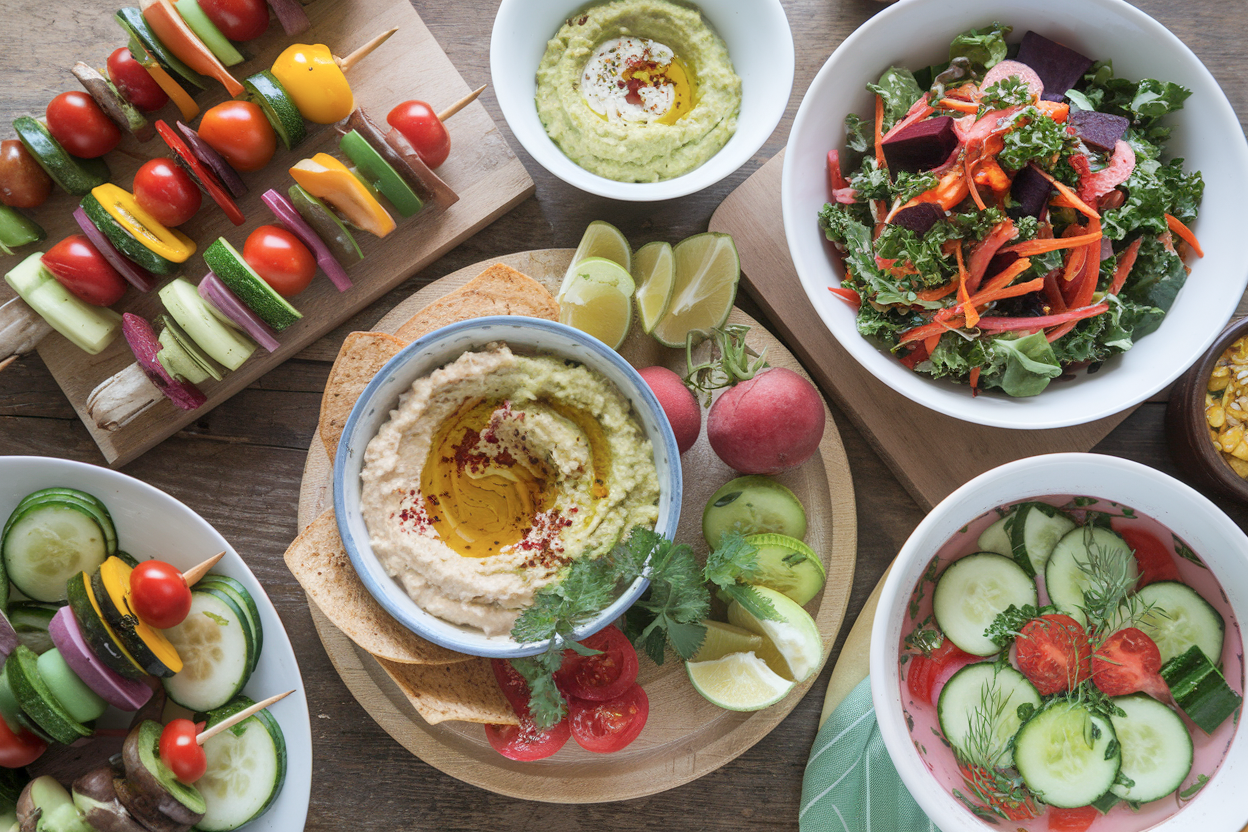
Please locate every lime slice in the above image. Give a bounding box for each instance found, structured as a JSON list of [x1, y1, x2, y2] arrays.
[[727, 586, 823, 683], [558, 257, 634, 349], [686, 652, 795, 711], [650, 232, 740, 349], [559, 220, 632, 300], [691, 621, 765, 663], [632, 241, 675, 334]]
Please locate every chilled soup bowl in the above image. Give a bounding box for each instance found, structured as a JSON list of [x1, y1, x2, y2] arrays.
[[871, 453, 1248, 832], [781, 0, 1248, 430], [334, 317, 683, 659]]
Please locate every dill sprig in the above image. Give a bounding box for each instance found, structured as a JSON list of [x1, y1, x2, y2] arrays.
[[956, 675, 1037, 817], [1074, 532, 1139, 633]]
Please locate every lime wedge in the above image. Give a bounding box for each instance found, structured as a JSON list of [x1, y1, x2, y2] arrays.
[[632, 241, 675, 334], [686, 652, 795, 711], [727, 586, 823, 683], [650, 232, 740, 348], [559, 220, 632, 300], [691, 621, 765, 663], [558, 256, 634, 349]]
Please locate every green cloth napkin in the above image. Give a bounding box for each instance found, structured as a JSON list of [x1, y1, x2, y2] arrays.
[[800, 676, 940, 832]]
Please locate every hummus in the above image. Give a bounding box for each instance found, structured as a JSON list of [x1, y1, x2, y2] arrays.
[[535, 0, 742, 182], [359, 344, 661, 636]]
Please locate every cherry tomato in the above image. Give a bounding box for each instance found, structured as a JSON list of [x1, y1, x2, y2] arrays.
[[129, 559, 193, 629], [387, 101, 451, 169], [0, 714, 47, 768], [490, 658, 532, 714], [484, 714, 570, 761], [134, 158, 202, 227], [45, 91, 121, 159], [197, 101, 277, 173], [567, 683, 648, 753], [0, 140, 52, 209], [159, 719, 207, 783], [553, 625, 638, 701], [107, 47, 169, 113], [200, 0, 269, 41], [42, 235, 128, 307], [1015, 614, 1091, 696], [242, 225, 316, 297]]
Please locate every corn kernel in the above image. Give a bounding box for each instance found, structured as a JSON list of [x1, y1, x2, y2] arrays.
[[1210, 375, 1231, 392], [1221, 427, 1242, 452], [1228, 456, 1248, 478], [1208, 406, 1226, 428], [1231, 441, 1248, 462]]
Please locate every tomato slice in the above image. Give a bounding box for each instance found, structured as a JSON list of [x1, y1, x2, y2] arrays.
[[1015, 614, 1091, 696], [153, 120, 244, 226], [553, 625, 639, 702], [567, 683, 649, 753], [1048, 805, 1099, 832], [490, 658, 533, 715], [484, 714, 570, 761], [1091, 627, 1169, 699], [0, 713, 47, 768], [905, 636, 975, 705], [1117, 526, 1181, 588]]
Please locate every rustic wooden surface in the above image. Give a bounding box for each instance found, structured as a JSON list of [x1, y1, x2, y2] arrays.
[[0, 0, 1246, 828]]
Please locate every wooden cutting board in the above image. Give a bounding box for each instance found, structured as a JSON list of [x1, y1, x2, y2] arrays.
[[0, 0, 533, 467], [709, 150, 1131, 511]]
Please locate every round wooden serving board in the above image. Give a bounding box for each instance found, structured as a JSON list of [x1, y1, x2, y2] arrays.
[[295, 249, 857, 802]]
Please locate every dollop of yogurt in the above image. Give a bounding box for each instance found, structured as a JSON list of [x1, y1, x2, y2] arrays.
[[580, 36, 689, 124]]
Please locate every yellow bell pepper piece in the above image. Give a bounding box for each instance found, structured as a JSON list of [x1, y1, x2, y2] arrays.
[[289, 153, 396, 238], [271, 44, 353, 125], [144, 62, 200, 122], [92, 184, 196, 263]]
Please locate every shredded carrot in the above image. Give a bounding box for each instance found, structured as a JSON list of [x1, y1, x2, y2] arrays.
[[1035, 100, 1069, 122], [965, 151, 987, 212], [915, 282, 958, 301], [900, 317, 965, 345], [938, 98, 979, 114], [1165, 213, 1204, 258], [1066, 218, 1104, 311], [978, 257, 1034, 296], [874, 94, 885, 168], [973, 157, 1011, 193], [954, 244, 975, 326], [924, 332, 942, 355], [1028, 163, 1100, 220], [967, 277, 1045, 308], [1061, 244, 1087, 283], [969, 366, 981, 395], [904, 169, 969, 212], [1109, 238, 1144, 295], [1003, 230, 1103, 257]]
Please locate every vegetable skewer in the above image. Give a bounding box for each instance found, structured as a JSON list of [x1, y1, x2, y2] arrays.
[[196, 689, 292, 744]]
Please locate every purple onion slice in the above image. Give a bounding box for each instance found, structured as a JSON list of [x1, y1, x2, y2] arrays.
[[73, 207, 158, 293], [0, 610, 17, 663], [176, 121, 247, 199], [121, 313, 207, 410], [266, 0, 310, 35], [198, 272, 281, 352], [261, 189, 352, 292]]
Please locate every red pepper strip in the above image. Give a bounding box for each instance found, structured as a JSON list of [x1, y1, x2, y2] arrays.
[[873, 95, 885, 168], [1042, 271, 1068, 313], [977, 303, 1109, 332], [827, 285, 861, 308], [900, 316, 965, 345], [1049, 244, 1105, 342], [1108, 238, 1144, 295], [1165, 213, 1204, 258], [898, 341, 930, 369], [828, 149, 850, 193], [978, 257, 1033, 296], [969, 366, 981, 396], [154, 120, 244, 226], [964, 219, 1017, 294]]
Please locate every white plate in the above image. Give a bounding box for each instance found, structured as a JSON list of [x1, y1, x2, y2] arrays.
[[0, 456, 311, 831]]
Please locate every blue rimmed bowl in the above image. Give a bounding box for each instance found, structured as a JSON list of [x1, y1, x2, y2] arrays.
[[333, 316, 683, 659]]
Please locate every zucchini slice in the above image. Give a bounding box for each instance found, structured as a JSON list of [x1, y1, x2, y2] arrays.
[[12, 117, 109, 196], [244, 72, 306, 151]]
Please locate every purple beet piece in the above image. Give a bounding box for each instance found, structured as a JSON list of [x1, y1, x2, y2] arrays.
[[881, 116, 959, 174], [890, 203, 945, 236], [1016, 31, 1094, 101], [1069, 109, 1129, 152], [1009, 164, 1054, 218]]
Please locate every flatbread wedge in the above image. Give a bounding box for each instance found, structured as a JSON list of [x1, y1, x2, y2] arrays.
[[392, 262, 559, 343], [378, 656, 519, 726], [318, 331, 407, 460]]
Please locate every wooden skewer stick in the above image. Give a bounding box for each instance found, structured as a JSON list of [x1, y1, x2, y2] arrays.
[[438, 85, 486, 122], [197, 691, 294, 745], [0, 356, 16, 374], [335, 28, 398, 73], [181, 551, 225, 586]]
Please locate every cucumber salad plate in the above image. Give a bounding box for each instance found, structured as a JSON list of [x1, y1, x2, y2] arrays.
[[0, 457, 311, 832]]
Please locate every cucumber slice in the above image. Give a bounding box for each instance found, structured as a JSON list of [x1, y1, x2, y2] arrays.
[[196, 576, 263, 676], [244, 72, 306, 151], [162, 589, 254, 712], [932, 552, 1037, 656], [4, 487, 117, 557], [1008, 502, 1077, 578], [1109, 694, 1193, 802], [2, 499, 108, 602], [159, 325, 210, 384], [1044, 526, 1136, 627], [12, 117, 110, 196], [288, 184, 363, 264], [1014, 701, 1120, 808], [4, 253, 122, 355], [740, 533, 825, 605], [158, 313, 224, 382], [5, 644, 94, 745], [114, 7, 207, 90], [976, 513, 1013, 557], [173, 0, 244, 66], [194, 696, 287, 830], [937, 662, 1040, 768], [159, 278, 256, 371], [1161, 645, 1243, 734], [1134, 581, 1224, 666], [339, 130, 424, 217], [36, 648, 108, 723], [202, 238, 302, 331], [0, 205, 46, 255], [80, 194, 178, 275], [8, 601, 60, 655]]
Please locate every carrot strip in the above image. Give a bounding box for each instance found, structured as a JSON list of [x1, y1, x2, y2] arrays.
[[1108, 238, 1144, 295], [969, 366, 981, 396], [965, 151, 987, 211], [916, 282, 958, 301], [1035, 100, 1069, 122], [1029, 163, 1100, 220], [1003, 230, 1103, 257], [968, 276, 1045, 307], [899, 317, 965, 345], [954, 244, 974, 325], [938, 98, 979, 114], [1060, 225, 1088, 282], [904, 169, 969, 212], [874, 95, 885, 168], [924, 332, 942, 355], [827, 286, 861, 307], [978, 257, 1034, 296], [828, 149, 850, 193], [1165, 213, 1204, 258], [977, 303, 1109, 332], [1071, 218, 1103, 311]]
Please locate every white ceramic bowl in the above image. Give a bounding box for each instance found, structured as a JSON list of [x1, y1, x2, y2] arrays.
[[490, 0, 794, 201], [871, 453, 1248, 832], [782, 0, 1248, 429], [333, 316, 683, 659], [0, 456, 311, 831]]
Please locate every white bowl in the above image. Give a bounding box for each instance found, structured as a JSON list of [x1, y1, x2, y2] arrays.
[[781, 0, 1248, 429], [490, 0, 794, 201], [333, 317, 683, 659], [871, 453, 1248, 832]]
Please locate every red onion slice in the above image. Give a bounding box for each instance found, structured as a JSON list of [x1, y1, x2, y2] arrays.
[[121, 313, 207, 410], [266, 0, 310, 35], [198, 272, 281, 352], [73, 206, 158, 293], [176, 121, 247, 199], [261, 189, 352, 291], [48, 606, 152, 711], [0, 610, 17, 662]]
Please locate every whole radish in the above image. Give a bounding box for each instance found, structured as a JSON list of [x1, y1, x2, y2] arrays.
[[638, 366, 701, 454]]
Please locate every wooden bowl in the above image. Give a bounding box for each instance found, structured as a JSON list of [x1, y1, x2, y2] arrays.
[[1166, 315, 1248, 504]]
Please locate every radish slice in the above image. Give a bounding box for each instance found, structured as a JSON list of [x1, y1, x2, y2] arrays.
[[176, 121, 247, 199], [266, 0, 310, 34], [73, 207, 158, 293], [198, 272, 281, 352], [261, 189, 353, 291], [121, 313, 207, 411], [48, 606, 152, 711], [0, 610, 17, 662], [981, 60, 1045, 100]]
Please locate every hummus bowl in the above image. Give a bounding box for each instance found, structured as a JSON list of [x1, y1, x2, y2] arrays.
[[870, 453, 1248, 832], [334, 316, 683, 659]]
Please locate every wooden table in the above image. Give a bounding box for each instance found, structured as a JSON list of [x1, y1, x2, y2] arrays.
[[1, 0, 1246, 828]]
